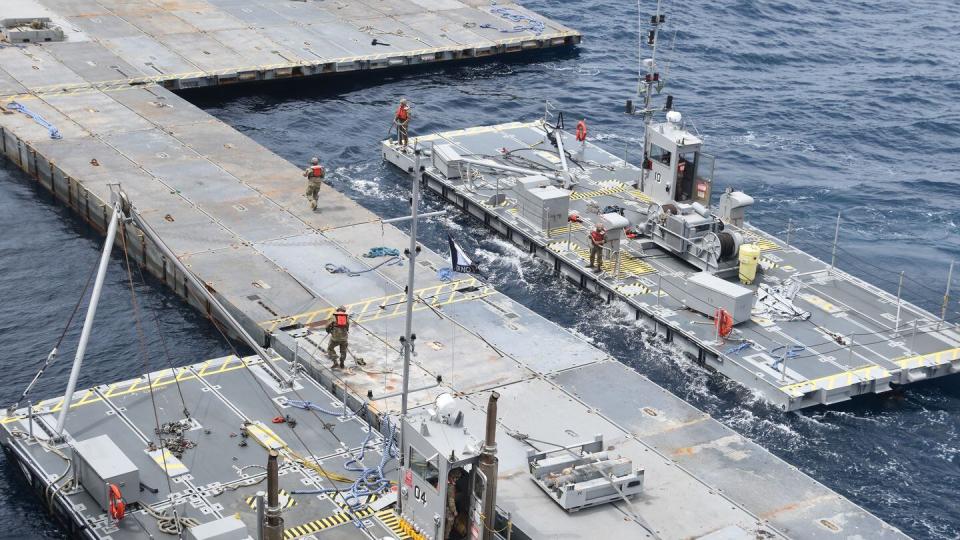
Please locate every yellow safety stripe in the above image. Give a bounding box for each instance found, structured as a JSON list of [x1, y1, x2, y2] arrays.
[[260, 278, 494, 332], [1, 356, 253, 424], [895, 347, 960, 370], [778, 365, 890, 397]]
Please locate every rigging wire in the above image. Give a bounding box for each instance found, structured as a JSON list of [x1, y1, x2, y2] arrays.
[[120, 226, 182, 534], [9, 255, 100, 411]]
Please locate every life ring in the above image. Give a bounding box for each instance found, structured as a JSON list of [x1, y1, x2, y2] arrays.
[[575, 120, 587, 142], [108, 484, 126, 521]]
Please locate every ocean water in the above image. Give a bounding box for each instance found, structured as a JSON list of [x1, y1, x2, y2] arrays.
[[1, 0, 959, 538]]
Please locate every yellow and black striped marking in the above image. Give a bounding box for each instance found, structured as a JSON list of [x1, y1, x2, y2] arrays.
[[546, 241, 656, 277], [245, 489, 295, 510], [743, 233, 780, 252], [260, 278, 494, 331], [572, 247, 656, 277], [615, 283, 653, 297], [282, 511, 356, 539], [627, 189, 655, 204], [570, 182, 628, 201], [375, 509, 410, 539], [548, 222, 586, 237]]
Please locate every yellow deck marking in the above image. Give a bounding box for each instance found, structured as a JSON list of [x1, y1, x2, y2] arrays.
[[246, 489, 295, 510], [1, 356, 254, 425], [570, 183, 628, 201], [260, 278, 494, 332], [778, 365, 890, 398], [375, 509, 412, 539], [742, 232, 780, 252], [548, 222, 585, 237], [547, 241, 655, 278], [283, 508, 371, 539], [895, 347, 960, 370], [246, 421, 286, 450], [627, 189, 654, 204], [148, 448, 189, 477]]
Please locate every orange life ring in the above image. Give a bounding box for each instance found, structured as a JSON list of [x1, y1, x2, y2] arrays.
[[575, 120, 587, 142], [108, 484, 126, 521]]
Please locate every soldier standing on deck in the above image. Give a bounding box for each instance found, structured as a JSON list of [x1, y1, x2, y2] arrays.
[[395, 98, 411, 151], [303, 157, 325, 211], [589, 222, 606, 272], [326, 306, 349, 369]]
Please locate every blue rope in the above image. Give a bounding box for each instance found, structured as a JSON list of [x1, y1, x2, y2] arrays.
[[363, 246, 400, 258], [437, 267, 454, 282], [770, 345, 805, 369], [8, 101, 61, 139], [292, 414, 398, 529], [481, 7, 545, 35], [724, 341, 753, 356], [325, 256, 402, 277]]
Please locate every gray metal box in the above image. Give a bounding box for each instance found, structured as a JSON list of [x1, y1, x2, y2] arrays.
[[680, 272, 754, 324], [72, 435, 140, 511], [517, 185, 570, 232], [185, 516, 251, 540], [432, 144, 462, 179]]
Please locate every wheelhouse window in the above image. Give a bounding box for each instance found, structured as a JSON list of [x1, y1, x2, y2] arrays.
[[409, 445, 440, 489], [649, 143, 672, 165]]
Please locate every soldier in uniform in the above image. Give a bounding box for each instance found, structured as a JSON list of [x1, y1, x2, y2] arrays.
[[325, 305, 349, 369], [303, 157, 325, 211], [395, 98, 411, 151], [445, 468, 463, 539]]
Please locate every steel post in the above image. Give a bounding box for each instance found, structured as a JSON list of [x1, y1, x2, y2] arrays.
[[942, 261, 954, 327], [263, 451, 283, 540], [614, 249, 622, 280], [894, 271, 904, 333], [55, 202, 121, 436], [786, 218, 793, 247], [255, 491, 265, 540], [830, 211, 840, 272], [397, 147, 423, 513], [479, 392, 500, 540]]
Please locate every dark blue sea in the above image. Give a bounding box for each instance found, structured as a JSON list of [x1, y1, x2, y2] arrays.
[[2, 0, 958, 538]]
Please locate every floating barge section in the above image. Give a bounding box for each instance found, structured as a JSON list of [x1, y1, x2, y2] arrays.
[[381, 121, 960, 411]]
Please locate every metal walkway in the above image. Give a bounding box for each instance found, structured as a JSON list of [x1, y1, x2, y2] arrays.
[[0, 1, 911, 538]]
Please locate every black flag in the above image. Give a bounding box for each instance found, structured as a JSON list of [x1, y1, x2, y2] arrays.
[[448, 234, 478, 273]]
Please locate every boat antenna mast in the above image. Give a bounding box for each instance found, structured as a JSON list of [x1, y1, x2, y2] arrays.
[[628, 1, 674, 185]]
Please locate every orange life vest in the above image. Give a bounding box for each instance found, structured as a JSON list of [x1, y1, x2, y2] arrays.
[[309, 165, 324, 178], [396, 105, 409, 122], [575, 120, 587, 142], [334, 312, 348, 328], [590, 229, 605, 244], [714, 309, 733, 338]]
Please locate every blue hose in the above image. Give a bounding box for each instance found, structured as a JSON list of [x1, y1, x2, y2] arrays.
[[8, 101, 62, 139]]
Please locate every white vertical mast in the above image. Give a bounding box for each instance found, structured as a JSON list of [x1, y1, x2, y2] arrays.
[[637, 0, 665, 188], [55, 201, 122, 437]]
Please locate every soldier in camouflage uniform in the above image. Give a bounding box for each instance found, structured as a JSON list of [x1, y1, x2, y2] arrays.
[[445, 468, 463, 539], [326, 305, 349, 369]]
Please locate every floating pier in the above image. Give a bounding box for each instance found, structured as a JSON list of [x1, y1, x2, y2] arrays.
[[382, 121, 960, 411], [0, 0, 913, 538]]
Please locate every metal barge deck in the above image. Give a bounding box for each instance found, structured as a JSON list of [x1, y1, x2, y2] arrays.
[[381, 121, 960, 410], [0, 1, 911, 538]]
